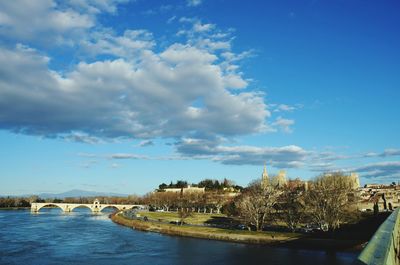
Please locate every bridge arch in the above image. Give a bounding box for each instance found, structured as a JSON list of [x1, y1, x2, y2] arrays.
[[100, 205, 120, 212], [70, 204, 92, 212], [36, 203, 64, 212], [124, 205, 139, 210]]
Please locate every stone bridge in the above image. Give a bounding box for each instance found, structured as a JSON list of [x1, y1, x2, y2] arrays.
[[31, 199, 146, 213]]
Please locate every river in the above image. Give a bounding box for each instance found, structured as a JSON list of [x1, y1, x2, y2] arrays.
[[0, 209, 358, 265]]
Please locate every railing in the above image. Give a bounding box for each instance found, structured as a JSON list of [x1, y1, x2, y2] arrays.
[[355, 208, 400, 265]]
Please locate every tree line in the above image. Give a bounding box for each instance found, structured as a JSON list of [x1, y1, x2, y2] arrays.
[[233, 173, 359, 232], [0, 197, 31, 208], [1, 173, 360, 233], [0, 195, 144, 208], [158, 178, 243, 191], [146, 173, 360, 232]]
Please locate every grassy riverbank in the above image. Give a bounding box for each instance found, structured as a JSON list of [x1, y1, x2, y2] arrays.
[[138, 211, 229, 225], [111, 212, 363, 250]]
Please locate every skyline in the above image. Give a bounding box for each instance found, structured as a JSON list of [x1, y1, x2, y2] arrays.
[[1, 0, 399, 195]]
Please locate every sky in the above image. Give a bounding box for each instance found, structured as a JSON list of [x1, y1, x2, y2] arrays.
[[0, 0, 399, 196]]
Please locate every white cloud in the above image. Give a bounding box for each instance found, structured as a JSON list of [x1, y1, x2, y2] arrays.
[[0, 0, 311, 174], [110, 153, 148, 159], [160, 43, 217, 64], [187, 0, 203, 7], [63, 132, 102, 144], [271, 103, 303, 113], [275, 104, 295, 112], [382, 149, 400, 157], [167, 16, 177, 24], [141, 4, 173, 16], [363, 148, 400, 158], [0, 0, 93, 44], [353, 161, 400, 181], [81, 29, 155, 58], [0, 0, 130, 45], [0, 43, 267, 140], [193, 22, 215, 33], [177, 18, 233, 51], [308, 162, 337, 172], [272, 117, 295, 133], [175, 138, 308, 167], [138, 140, 154, 147], [69, 0, 129, 14]]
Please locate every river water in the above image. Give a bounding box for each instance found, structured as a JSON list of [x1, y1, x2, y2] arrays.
[[0, 209, 358, 265]]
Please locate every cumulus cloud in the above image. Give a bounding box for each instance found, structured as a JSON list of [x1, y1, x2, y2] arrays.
[[272, 117, 294, 133], [81, 29, 155, 58], [0, 42, 267, 140], [0, 0, 131, 46], [353, 161, 400, 180], [363, 148, 400, 158], [0, 0, 324, 173], [382, 149, 400, 157], [69, 0, 129, 14], [0, 0, 90, 44], [175, 138, 308, 167], [177, 18, 233, 52], [0, 1, 271, 145]]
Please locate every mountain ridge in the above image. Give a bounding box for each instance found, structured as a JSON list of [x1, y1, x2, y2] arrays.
[[1, 189, 128, 199]]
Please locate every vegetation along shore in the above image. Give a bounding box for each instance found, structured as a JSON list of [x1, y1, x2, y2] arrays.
[[111, 211, 376, 251]]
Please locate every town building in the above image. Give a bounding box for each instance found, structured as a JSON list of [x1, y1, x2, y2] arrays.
[[261, 163, 269, 189], [162, 185, 205, 194], [358, 184, 400, 211], [260, 164, 288, 189], [271, 170, 288, 188]]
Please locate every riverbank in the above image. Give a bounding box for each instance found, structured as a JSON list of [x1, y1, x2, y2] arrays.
[[0, 207, 30, 210], [111, 212, 363, 251]]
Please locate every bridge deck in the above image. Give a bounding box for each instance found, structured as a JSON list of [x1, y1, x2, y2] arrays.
[[31, 202, 145, 213]]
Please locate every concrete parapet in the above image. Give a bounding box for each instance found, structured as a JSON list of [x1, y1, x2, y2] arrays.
[[355, 208, 400, 265]]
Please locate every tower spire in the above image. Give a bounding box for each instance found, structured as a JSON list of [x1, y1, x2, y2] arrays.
[[263, 162, 268, 176], [261, 162, 269, 189]]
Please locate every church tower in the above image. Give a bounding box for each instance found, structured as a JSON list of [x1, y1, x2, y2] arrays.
[[261, 163, 269, 189]]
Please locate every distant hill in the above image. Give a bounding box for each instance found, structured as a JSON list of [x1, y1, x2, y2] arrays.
[[36, 189, 128, 199]]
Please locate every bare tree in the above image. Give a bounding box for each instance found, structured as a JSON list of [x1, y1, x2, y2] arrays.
[[279, 188, 304, 232], [305, 172, 357, 231], [158, 192, 178, 212], [176, 193, 194, 225], [236, 180, 279, 231]]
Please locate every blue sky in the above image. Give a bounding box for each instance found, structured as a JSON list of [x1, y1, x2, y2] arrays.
[[0, 0, 399, 195]]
